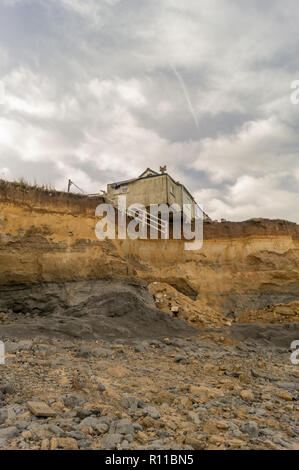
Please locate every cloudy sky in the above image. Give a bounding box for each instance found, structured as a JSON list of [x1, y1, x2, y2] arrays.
[[0, 0, 299, 222]]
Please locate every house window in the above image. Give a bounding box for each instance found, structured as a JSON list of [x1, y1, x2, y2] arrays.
[[121, 185, 128, 193], [170, 185, 175, 196]]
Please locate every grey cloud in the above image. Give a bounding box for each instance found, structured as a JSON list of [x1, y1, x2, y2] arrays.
[[0, 0, 298, 222]]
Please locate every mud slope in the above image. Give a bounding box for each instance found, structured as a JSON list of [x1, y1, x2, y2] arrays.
[[230, 322, 299, 348], [0, 278, 196, 341]]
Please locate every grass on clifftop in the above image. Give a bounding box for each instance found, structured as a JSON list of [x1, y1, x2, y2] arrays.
[[0, 178, 94, 199]]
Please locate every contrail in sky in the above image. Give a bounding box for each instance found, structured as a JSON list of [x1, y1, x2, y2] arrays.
[[171, 65, 199, 130]]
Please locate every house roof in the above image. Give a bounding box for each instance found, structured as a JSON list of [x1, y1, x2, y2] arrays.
[[139, 168, 159, 178], [109, 168, 161, 188]]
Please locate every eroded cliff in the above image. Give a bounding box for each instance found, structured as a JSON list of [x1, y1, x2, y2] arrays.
[[0, 180, 298, 327]]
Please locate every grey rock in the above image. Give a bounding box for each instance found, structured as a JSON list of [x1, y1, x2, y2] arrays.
[[133, 423, 143, 431], [174, 356, 188, 364], [255, 408, 267, 417], [79, 416, 101, 429], [241, 420, 259, 438], [100, 433, 123, 449], [110, 418, 134, 436], [94, 423, 109, 435], [76, 409, 94, 419], [48, 424, 64, 436], [61, 341, 76, 350], [7, 404, 27, 418], [61, 394, 84, 408], [67, 430, 87, 440], [5, 342, 19, 354], [121, 396, 138, 411], [0, 383, 15, 395], [139, 439, 164, 450], [156, 429, 172, 438], [137, 400, 147, 409], [18, 438, 27, 449], [33, 344, 56, 355], [120, 439, 129, 449], [92, 347, 111, 358], [0, 409, 8, 425], [97, 383, 106, 392], [228, 422, 239, 432], [6, 340, 32, 354], [78, 438, 92, 449], [0, 438, 7, 449], [143, 406, 161, 419], [196, 407, 208, 417], [134, 344, 147, 353], [0, 426, 19, 440], [78, 415, 109, 433], [16, 421, 31, 433], [273, 438, 292, 449], [76, 408, 101, 419], [276, 381, 299, 391], [187, 411, 200, 425], [18, 340, 33, 351], [76, 346, 92, 358], [231, 430, 243, 438], [262, 429, 276, 437], [98, 416, 111, 427], [26, 423, 48, 433]]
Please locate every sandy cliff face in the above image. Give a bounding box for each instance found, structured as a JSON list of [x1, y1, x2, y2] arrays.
[[117, 219, 299, 319], [0, 181, 298, 325], [0, 181, 134, 285]]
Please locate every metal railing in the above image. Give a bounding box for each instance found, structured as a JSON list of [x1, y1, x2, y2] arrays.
[[104, 195, 168, 236], [127, 207, 168, 236]]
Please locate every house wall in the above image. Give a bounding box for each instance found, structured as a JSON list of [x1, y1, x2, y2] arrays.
[[167, 176, 182, 208], [182, 187, 195, 219], [167, 178, 195, 219], [107, 175, 168, 208], [107, 174, 196, 218]]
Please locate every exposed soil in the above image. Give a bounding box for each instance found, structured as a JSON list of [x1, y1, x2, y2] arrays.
[[0, 279, 196, 341]]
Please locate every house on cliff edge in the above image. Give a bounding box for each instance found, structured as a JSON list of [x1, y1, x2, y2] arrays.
[[106, 167, 209, 221]]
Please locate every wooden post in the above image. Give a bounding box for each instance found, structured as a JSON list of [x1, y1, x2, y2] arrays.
[[67, 179, 72, 192]]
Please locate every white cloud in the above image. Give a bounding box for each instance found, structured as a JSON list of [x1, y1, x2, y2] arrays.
[[197, 173, 299, 222], [56, 0, 120, 26], [0, 0, 298, 223], [194, 117, 298, 183]]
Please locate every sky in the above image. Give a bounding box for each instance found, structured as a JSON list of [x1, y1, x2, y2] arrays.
[[0, 0, 299, 222]]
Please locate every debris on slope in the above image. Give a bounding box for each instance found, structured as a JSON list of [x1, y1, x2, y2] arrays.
[[238, 301, 299, 324], [148, 282, 226, 328]]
